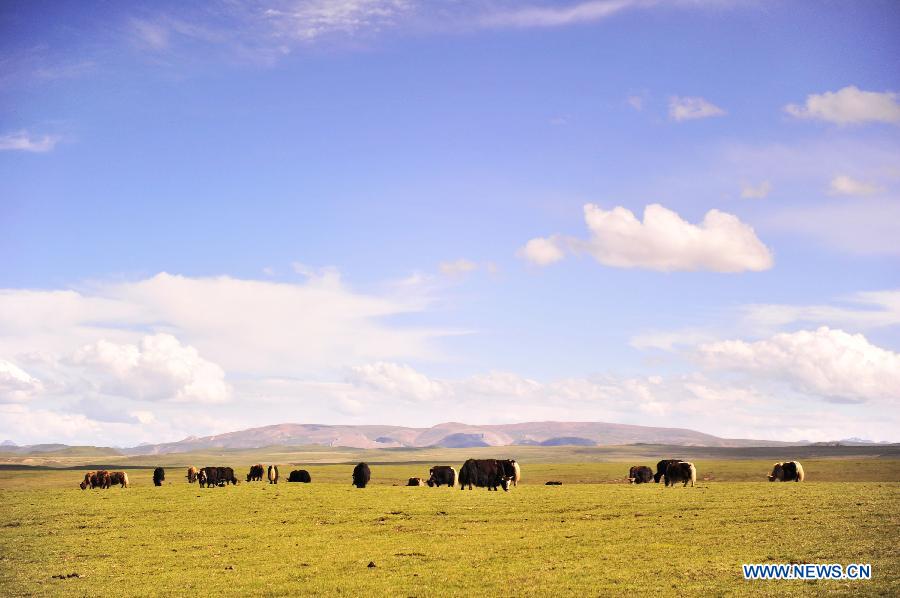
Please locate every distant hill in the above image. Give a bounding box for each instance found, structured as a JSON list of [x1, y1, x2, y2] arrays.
[[113, 421, 797, 455]]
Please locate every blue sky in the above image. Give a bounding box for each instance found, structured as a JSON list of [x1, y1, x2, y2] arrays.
[[1, 0, 899, 445]]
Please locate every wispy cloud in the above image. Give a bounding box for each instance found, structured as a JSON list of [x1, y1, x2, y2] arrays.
[[123, 1, 748, 65], [479, 0, 642, 29], [669, 96, 726, 121], [740, 180, 771, 199], [264, 0, 414, 42], [828, 175, 884, 197], [0, 131, 61, 153]]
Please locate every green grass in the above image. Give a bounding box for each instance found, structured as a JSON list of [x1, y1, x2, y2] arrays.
[[1, 462, 898, 596]]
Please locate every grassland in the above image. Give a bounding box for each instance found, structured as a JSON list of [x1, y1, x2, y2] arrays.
[[1, 454, 898, 596]]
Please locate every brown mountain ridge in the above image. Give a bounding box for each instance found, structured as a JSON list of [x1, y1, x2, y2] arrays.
[[122, 421, 795, 455]]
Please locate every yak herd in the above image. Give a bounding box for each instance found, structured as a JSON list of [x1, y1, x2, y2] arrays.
[[78, 458, 806, 490]]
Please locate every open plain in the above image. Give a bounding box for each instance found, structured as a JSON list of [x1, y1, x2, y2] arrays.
[[1, 447, 898, 596]]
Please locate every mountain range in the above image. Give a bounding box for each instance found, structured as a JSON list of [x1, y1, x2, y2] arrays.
[[112, 420, 803, 455]]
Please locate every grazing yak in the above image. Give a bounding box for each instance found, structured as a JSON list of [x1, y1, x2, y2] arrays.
[[664, 462, 696, 487], [153, 468, 165, 487], [628, 465, 654, 484], [458, 459, 510, 491], [186, 466, 198, 484], [500, 459, 521, 487], [199, 467, 238, 488], [79, 471, 109, 490], [769, 461, 805, 482], [426, 466, 457, 488], [287, 470, 311, 483], [352, 463, 371, 488], [247, 464, 265, 482], [653, 459, 683, 483], [267, 465, 279, 484], [407, 477, 425, 486]]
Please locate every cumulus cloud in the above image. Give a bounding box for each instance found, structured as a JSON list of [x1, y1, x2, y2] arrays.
[[0, 130, 60, 153], [71, 334, 231, 403], [529, 203, 773, 272], [699, 327, 900, 403], [669, 96, 726, 121], [0, 360, 43, 403], [784, 86, 900, 125], [828, 175, 883, 196], [349, 361, 449, 401], [518, 236, 566, 266], [740, 180, 771, 199]]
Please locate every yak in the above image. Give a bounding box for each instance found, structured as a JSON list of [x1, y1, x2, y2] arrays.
[[664, 462, 696, 487], [186, 466, 198, 484], [426, 465, 457, 487], [199, 467, 238, 488], [352, 463, 371, 488], [247, 464, 265, 482], [458, 459, 510, 491], [628, 465, 653, 484], [768, 461, 805, 482], [79, 471, 107, 490], [267, 465, 279, 484], [153, 467, 165, 487], [653, 459, 683, 483]]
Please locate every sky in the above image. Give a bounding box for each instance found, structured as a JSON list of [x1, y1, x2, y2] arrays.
[[1, 0, 899, 446]]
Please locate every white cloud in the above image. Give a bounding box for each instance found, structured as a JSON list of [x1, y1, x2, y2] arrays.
[[784, 86, 900, 125], [124, 1, 746, 66], [71, 334, 231, 403], [0, 130, 60, 153], [0, 360, 43, 403], [439, 259, 479, 276], [741, 290, 900, 332], [0, 404, 101, 442], [626, 95, 644, 111], [699, 327, 900, 404], [0, 272, 443, 378], [349, 361, 449, 401], [267, 0, 414, 41], [464, 371, 542, 397], [828, 175, 883, 196], [480, 0, 638, 29], [563, 203, 773, 272], [669, 96, 726, 121], [518, 236, 565, 266], [740, 180, 771, 199]]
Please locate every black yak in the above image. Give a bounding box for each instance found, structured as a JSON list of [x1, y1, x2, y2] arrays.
[[352, 463, 371, 488]]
